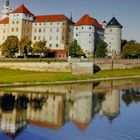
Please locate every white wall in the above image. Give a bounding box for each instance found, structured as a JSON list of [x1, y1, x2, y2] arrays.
[[74, 25, 95, 57], [104, 27, 122, 56]]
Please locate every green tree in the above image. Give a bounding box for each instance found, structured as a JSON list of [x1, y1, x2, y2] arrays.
[[95, 39, 108, 58], [122, 40, 140, 58], [1, 36, 19, 57], [19, 37, 32, 57], [69, 40, 85, 57], [121, 39, 127, 50], [32, 41, 47, 57]]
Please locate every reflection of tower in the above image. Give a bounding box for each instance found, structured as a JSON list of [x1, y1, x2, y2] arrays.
[[101, 89, 120, 121], [69, 83, 93, 131], [0, 92, 27, 137], [0, 109, 27, 137], [1, 0, 12, 19]]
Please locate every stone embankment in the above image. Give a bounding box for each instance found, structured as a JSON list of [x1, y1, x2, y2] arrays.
[[0, 59, 139, 75]]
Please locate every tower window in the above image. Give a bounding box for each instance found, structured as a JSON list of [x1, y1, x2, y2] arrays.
[[56, 44, 59, 47]]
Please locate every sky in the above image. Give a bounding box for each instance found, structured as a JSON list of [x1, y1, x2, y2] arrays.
[[0, 0, 140, 42]]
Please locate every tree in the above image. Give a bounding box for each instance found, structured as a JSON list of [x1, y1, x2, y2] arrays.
[[1, 36, 19, 57], [32, 41, 47, 57], [69, 40, 85, 57], [19, 37, 32, 57], [122, 40, 140, 58], [95, 39, 108, 58], [121, 39, 127, 51]]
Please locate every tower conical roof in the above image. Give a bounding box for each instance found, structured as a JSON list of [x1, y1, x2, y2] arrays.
[[107, 17, 122, 28]]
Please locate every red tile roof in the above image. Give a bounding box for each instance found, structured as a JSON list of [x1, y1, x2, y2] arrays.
[[34, 15, 74, 23], [12, 4, 33, 15], [0, 17, 9, 24], [75, 14, 102, 29]]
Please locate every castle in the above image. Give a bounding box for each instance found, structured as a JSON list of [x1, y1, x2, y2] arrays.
[[0, 0, 123, 58]]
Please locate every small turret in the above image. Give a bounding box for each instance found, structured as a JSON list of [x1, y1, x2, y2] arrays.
[[6, 0, 10, 7], [1, 0, 12, 19]]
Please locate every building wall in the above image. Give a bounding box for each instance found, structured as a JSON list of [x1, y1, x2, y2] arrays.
[[74, 25, 95, 57], [0, 23, 9, 43]]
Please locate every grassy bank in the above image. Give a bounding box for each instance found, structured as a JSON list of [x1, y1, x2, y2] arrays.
[[0, 68, 140, 84]]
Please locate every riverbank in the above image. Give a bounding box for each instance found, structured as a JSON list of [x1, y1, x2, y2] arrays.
[[0, 68, 140, 86]]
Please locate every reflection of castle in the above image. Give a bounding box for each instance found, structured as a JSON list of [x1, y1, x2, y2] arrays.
[[27, 93, 65, 129], [0, 82, 122, 137]]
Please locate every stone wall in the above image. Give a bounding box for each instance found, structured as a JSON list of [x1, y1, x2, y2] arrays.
[[0, 59, 139, 75], [94, 59, 140, 70], [0, 62, 72, 72]]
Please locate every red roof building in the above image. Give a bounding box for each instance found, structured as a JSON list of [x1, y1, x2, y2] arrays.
[[34, 14, 74, 23]]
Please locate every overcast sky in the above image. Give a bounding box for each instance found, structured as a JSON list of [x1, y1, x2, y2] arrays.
[[0, 0, 140, 42]]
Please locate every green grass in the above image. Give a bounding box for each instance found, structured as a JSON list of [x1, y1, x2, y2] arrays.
[[0, 68, 140, 84]]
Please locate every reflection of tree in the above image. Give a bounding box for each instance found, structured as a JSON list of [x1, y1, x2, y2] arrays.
[[0, 93, 29, 112], [1, 93, 15, 112], [30, 97, 45, 111], [122, 89, 140, 106], [16, 95, 29, 110]]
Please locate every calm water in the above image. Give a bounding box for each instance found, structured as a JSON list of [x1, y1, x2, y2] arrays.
[[0, 79, 140, 140]]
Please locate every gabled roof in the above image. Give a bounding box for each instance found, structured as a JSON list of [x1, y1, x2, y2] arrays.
[[12, 4, 33, 15], [0, 17, 9, 24], [74, 14, 102, 29], [34, 14, 74, 24], [107, 17, 123, 28]]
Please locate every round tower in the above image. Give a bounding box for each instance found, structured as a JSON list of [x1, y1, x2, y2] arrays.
[[104, 17, 123, 57]]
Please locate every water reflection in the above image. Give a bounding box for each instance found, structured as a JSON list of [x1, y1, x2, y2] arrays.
[[0, 79, 139, 138]]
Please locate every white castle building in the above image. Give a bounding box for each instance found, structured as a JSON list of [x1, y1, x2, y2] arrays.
[[0, 0, 123, 58]]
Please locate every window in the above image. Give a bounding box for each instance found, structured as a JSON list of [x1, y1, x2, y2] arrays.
[[43, 28, 46, 32], [16, 21, 19, 24], [39, 29, 41, 33], [44, 23, 46, 25], [76, 34, 78, 37], [34, 36, 36, 40], [82, 27, 84, 29], [50, 22, 53, 25], [49, 36, 52, 40], [49, 44, 52, 47], [89, 27, 91, 29], [12, 21, 15, 24], [50, 28, 52, 32], [56, 44, 59, 47], [35, 23, 37, 26], [38, 36, 41, 40], [34, 29, 37, 33], [16, 28, 18, 32], [57, 22, 59, 25], [11, 28, 14, 32], [89, 34, 91, 37], [56, 28, 59, 32], [56, 36, 59, 40], [39, 23, 41, 25], [89, 41, 91, 44], [76, 27, 78, 30], [110, 29, 112, 32]]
